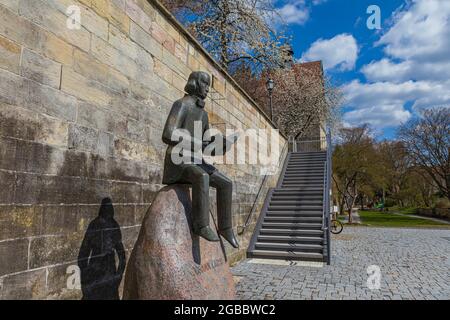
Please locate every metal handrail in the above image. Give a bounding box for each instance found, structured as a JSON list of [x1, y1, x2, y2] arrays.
[[325, 128, 332, 265], [321, 161, 327, 232]]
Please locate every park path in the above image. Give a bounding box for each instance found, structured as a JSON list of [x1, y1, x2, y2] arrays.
[[390, 212, 450, 225], [231, 227, 450, 300]]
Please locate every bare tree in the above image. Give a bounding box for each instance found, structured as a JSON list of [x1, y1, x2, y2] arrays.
[[272, 64, 343, 138], [234, 62, 343, 138], [398, 107, 450, 200], [161, 0, 291, 72], [332, 125, 377, 222]]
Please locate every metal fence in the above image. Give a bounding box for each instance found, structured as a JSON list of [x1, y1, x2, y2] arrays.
[[289, 136, 327, 152]]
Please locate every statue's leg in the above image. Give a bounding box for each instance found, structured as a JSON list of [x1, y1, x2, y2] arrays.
[[210, 171, 239, 248], [179, 166, 219, 242]]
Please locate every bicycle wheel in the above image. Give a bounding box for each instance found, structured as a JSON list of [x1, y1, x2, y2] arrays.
[[330, 219, 343, 234]]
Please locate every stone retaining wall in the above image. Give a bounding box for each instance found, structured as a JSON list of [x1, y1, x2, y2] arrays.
[[0, 0, 286, 299]]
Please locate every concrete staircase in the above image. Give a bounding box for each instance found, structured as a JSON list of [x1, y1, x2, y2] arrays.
[[247, 151, 329, 262]]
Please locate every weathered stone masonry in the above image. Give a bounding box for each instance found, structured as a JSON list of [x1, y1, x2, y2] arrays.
[[0, 0, 286, 299]]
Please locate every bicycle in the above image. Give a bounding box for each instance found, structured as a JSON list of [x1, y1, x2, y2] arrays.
[[330, 218, 343, 234]]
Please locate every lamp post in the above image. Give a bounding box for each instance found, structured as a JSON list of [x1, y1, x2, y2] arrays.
[[266, 78, 274, 122]]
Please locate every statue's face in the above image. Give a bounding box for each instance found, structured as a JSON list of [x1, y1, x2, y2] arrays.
[[197, 74, 210, 99]]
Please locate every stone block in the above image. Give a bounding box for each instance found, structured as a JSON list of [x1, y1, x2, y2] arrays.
[[73, 49, 129, 94], [37, 30, 74, 66], [0, 238, 29, 276], [108, 0, 131, 35], [97, 131, 115, 157], [0, 136, 16, 171], [110, 181, 142, 204], [0, 34, 20, 73], [25, 75, 79, 122], [46, 263, 82, 300], [20, 48, 61, 88], [109, 24, 154, 72], [0, 205, 42, 241], [61, 67, 113, 107], [0, 269, 47, 299], [114, 137, 150, 162], [0, 9, 72, 65], [91, 35, 146, 82], [41, 0, 109, 41], [0, 170, 15, 203], [29, 233, 84, 269], [39, 205, 79, 236], [125, 0, 152, 32], [0, 0, 19, 12], [68, 124, 98, 153], [19, 0, 90, 52], [129, 20, 162, 60], [153, 59, 172, 84]]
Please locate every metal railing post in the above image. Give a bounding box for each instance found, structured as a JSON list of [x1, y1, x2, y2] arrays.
[[325, 128, 332, 265]]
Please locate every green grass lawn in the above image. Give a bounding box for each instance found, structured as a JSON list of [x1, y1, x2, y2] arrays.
[[358, 210, 450, 228], [387, 206, 418, 215]]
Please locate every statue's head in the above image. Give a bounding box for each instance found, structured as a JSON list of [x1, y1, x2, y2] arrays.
[[99, 197, 114, 219], [184, 71, 211, 100]]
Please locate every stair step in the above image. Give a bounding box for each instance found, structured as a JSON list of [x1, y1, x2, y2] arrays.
[[284, 172, 324, 175], [290, 154, 326, 157], [290, 155, 326, 158], [272, 193, 323, 200], [270, 201, 323, 206], [255, 242, 323, 252], [260, 228, 324, 236], [262, 222, 322, 229], [264, 216, 322, 222], [268, 205, 322, 211], [281, 185, 323, 188], [283, 177, 323, 180], [266, 211, 323, 217], [274, 189, 323, 193], [257, 235, 323, 243], [248, 250, 324, 261], [287, 162, 325, 165], [282, 182, 323, 186]]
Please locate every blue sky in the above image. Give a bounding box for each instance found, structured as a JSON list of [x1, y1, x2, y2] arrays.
[[275, 0, 450, 139]]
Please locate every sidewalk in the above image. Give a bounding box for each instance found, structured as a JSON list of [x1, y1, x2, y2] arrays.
[[391, 212, 450, 225], [232, 227, 450, 300], [341, 208, 361, 224]]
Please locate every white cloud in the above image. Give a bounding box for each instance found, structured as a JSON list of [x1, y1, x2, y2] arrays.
[[376, 0, 450, 63], [278, 1, 309, 25], [301, 34, 358, 71], [342, 0, 450, 129], [344, 105, 411, 128]]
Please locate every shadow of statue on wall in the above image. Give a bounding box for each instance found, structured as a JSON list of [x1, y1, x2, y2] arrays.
[[77, 197, 126, 300]]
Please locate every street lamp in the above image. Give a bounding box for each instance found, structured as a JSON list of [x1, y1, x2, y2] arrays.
[[266, 78, 274, 122]]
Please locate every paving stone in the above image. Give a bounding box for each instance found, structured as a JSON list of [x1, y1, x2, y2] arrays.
[[232, 227, 450, 300]]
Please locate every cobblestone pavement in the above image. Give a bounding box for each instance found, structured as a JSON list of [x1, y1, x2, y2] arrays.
[[231, 227, 450, 300]]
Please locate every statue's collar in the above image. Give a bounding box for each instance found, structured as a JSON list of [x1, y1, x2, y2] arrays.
[[187, 94, 205, 108], [196, 98, 205, 108]]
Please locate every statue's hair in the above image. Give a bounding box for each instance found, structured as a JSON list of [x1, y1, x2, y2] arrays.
[[184, 71, 210, 95]]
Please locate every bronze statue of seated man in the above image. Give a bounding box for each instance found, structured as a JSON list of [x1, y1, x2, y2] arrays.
[[161, 71, 239, 248]]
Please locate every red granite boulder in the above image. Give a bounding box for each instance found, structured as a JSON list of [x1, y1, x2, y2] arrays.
[[122, 185, 236, 300]]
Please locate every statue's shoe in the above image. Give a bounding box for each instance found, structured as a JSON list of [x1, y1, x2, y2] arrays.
[[219, 228, 239, 248], [194, 226, 220, 242]]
